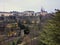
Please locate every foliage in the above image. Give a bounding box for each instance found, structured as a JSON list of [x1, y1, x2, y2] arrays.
[[12, 41, 15, 45], [24, 26, 30, 35], [16, 38, 23, 44], [18, 21, 30, 35], [39, 9, 60, 45], [18, 21, 26, 29]]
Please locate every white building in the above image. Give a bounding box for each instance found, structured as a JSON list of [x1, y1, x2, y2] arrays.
[[23, 11, 35, 16], [35, 12, 40, 16], [0, 12, 13, 16]]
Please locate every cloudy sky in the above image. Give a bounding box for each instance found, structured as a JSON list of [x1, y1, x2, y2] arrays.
[[0, 0, 60, 12]]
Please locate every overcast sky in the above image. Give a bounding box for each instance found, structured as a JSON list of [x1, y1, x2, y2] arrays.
[[0, 0, 60, 12]]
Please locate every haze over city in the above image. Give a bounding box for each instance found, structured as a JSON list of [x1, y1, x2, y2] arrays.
[[0, 0, 60, 12], [0, 0, 60, 45]]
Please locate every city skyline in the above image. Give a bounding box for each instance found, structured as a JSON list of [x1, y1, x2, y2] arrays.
[[0, 0, 60, 12]]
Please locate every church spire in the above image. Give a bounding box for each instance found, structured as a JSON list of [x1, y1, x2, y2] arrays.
[[41, 7, 45, 12]]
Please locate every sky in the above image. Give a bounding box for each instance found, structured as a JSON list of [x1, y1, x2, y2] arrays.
[[0, 0, 60, 12]]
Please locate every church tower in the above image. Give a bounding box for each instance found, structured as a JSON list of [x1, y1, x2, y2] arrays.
[[40, 7, 47, 16]]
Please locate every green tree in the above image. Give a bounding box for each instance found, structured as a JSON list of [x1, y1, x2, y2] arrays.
[[18, 21, 30, 35], [39, 9, 60, 45], [12, 41, 15, 45], [18, 21, 25, 30], [24, 26, 30, 35], [16, 38, 23, 45]]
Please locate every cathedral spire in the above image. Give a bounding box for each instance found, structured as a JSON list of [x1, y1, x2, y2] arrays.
[[41, 7, 45, 12]]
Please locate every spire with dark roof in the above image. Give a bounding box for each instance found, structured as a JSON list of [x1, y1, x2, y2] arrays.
[[41, 7, 45, 12]]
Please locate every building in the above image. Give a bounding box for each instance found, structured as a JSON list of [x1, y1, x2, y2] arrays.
[[35, 12, 41, 16], [0, 9, 48, 24], [40, 8, 48, 16], [0, 12, 13, 16], [23, 11, 35, 16]]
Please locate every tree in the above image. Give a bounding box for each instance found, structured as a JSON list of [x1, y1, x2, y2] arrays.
[[39, 9, 60, 45], [24, 26, 30, 35], [18, 21, 30, 35], [18, 21, 26, 30], [16, 38, 23, 45], [12, 41, 15, 45]]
